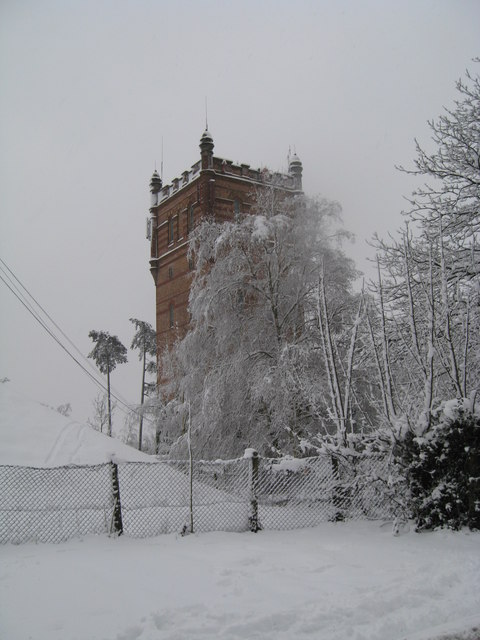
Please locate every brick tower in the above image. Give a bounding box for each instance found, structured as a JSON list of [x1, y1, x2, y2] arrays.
[[147, 130, 303, 364]]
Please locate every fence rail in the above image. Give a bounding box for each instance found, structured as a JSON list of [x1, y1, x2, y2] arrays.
[[0, 450, 395, 544]]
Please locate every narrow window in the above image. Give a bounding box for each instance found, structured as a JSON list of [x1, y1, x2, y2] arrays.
[[168, 266, 174, 279], [169, 303, 175, 328], [187, 204, 195, 233], [188, 256, 194, 271], [234, 199, 241, 221], [168, 217, 174, 244]]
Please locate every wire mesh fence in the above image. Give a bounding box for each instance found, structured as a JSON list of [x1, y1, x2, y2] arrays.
[[0, 451, 396, 544], [0, 463, 113, 544], [257, 454, 393, 530], [118, 458, 251, 537]]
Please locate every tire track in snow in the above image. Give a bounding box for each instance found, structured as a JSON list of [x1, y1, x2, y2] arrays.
[[43, 421, 86, 466]]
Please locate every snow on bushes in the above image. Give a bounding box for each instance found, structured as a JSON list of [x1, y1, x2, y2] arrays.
[[397, 396, 480, 531]]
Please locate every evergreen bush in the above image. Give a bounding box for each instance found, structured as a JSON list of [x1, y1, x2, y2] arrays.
[[399, 399, 480, 531]]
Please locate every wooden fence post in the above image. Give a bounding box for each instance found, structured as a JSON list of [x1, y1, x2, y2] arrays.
[[110, 460, 124, 536], [331, 455, 345, 522], [245, 448, 261, 532]]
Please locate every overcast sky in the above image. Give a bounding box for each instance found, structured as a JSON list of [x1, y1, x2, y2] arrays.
[[1, 0, 479, 430]]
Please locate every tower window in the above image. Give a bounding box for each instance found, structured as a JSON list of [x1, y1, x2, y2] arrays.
[[168, 266, 174, 279], [168, 217, 174, 244], [234, 199, 241, 221], [169, 303, 175, 328], [187, 205, 195, 233]]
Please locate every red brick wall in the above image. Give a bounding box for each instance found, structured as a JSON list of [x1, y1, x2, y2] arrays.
[[150, 165, 299, 377]]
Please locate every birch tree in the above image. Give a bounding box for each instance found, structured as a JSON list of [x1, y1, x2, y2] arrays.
[[371, 65, 480, 435], [159, 193, 369, 458], [398, 65, 480, 266]]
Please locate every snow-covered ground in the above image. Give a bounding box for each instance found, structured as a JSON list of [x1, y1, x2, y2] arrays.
[[1, 522, 479, 640], [1, 382, 479, 639], [0, 383, 151, 466]]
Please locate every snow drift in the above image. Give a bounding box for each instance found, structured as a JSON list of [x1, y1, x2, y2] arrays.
[[0, 383, 152, 466]]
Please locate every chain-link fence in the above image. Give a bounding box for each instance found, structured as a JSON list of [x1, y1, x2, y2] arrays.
[[118, 458, 251, 537], [256, 454, 393, 530], [0, 463, 113, 544], [0, 451, 396, 544]]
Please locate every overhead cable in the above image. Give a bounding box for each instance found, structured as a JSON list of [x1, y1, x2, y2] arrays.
[[0, 258, 156, 425]]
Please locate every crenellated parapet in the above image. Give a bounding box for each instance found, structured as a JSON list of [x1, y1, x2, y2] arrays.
[[149, 130, 302, 210]]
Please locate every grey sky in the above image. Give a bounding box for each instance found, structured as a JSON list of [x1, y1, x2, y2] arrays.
[[1, 0, 478, 428]]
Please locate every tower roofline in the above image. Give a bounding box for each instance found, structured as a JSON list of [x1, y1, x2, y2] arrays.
[[151, 153, 302, 208]]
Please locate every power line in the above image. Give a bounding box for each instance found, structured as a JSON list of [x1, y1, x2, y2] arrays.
[[0, 262, 152, 422], [0, 270, 107, 393], [0, 259, 131, 407], [0, 257, 103, 382], [0, 258, 156, 425]]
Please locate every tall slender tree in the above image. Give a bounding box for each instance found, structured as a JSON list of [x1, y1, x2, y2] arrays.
[[129, 318, 157, 450], [88, 330, 127, 437]]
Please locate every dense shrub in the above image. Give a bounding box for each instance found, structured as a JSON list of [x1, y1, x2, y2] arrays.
[[399, 399, 480, 531]]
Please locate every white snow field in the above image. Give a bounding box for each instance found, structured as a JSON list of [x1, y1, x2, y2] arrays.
[[1, 383, 479, 640], [0, 384, 152, 466], [1, 522, 479, 640]]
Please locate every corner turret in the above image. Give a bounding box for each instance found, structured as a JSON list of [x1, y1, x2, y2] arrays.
[[149, 170, 162, 207], [288, 152, 303, 191], [200, 129, 214, 170]]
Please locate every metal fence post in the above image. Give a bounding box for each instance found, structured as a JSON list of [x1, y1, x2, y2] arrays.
[[110, 460, 124, 536], [245, 448, 261, 532]]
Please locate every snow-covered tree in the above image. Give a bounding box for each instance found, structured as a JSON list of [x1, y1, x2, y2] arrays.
[[87, 392, 114, 434], [160, 191, 370, 458], [398, 64, 480, 275], [370, 66, 480, 435], [129, 318, 157, 450], [88, 330, 127, 437]]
